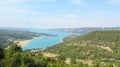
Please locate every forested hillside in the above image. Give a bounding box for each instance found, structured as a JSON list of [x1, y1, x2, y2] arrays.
[[0, 30, 119, 67], [0, 29, 49, 48], [0, 43, 115, 67], [0, 44, 69, 67], [45, 30, 120, 66]]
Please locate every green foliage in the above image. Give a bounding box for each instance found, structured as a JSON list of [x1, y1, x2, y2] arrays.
[[92, 59, 102, 67], [0, 44, 71, 67], [70, 57, 76, 64], [0, 30, 120, 67], [74, 62, 84, 67], [56, 55, 66, 61], [0, 29, 47, 48], [0, 43, 90, 67], [5, 43, 22, 58], [105, 63, 113, 67], [45, 30, 120, 66], [0, 46, 4, 59], [0, 47, 5, 67]]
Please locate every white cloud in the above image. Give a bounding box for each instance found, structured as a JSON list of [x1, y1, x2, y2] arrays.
[[105, 0, 120, 5], [0, 0, 53, 3], [71, 0, 85, 5], [67, 14, 77, 19], [0, 7, 35, 15], [0, 0, 46, 15]]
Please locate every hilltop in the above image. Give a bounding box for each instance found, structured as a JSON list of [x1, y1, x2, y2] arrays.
[[44, 30, 120, 66]]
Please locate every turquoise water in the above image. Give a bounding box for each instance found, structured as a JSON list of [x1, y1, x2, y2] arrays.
[[23, 30, 72, 50]]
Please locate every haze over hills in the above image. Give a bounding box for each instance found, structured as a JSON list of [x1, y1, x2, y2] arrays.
[[0, 27, 37, 31], [50, 27, 120, 34], [1, 27, 120, 33]]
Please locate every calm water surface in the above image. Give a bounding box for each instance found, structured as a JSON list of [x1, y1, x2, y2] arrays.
[[23, 30, 72, 50]]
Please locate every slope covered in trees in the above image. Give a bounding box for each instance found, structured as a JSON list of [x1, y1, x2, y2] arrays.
[[44, 30, 120, 66], [0, 44, 68, 67], [0, 43, 115, 67], [0, 30, 118, 67], [0, 29, 51, 48]]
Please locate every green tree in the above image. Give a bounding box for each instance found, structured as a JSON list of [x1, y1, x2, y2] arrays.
[[105, 64, 113, 67], [0, 46, 4, 59], [0, 46, 5, 67], [5, 43, 22, 58], [70, 57, 76, 65], [57, 55, 66, 61], [5, 43, 23, 67], [92, 59, 102, 67]]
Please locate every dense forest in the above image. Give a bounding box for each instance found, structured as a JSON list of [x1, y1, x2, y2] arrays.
[[45, 30, 120, 67], [0, 43, 114, 67], [0, 29, 51, 48]]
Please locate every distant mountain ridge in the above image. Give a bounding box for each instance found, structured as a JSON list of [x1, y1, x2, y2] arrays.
[[0, 27, 35, 31], [50, 27, 120, 34]]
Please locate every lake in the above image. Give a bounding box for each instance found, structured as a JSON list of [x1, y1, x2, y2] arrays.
[[23, 30, 73, 50]]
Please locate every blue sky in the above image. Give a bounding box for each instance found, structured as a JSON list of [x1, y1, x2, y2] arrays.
[[0, 0, 120, 28]]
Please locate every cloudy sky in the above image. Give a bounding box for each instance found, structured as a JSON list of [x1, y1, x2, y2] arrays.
[[0, 0, 120, 28]]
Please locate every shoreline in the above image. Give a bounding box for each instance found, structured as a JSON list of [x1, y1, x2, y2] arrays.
[[15, 36, 43, 47]]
